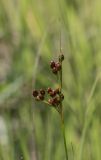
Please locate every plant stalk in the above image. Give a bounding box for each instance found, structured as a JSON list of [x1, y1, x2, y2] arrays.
[[60, 109, 68, 160], [58, 52, 68, 160]]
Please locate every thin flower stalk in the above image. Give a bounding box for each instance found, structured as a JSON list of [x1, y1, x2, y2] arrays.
[[32, 54, 68, 160]]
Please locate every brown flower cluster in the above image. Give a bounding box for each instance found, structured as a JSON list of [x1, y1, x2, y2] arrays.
[[32, 87, 64, 107], [50, 54, 64, 75], [32, 54, 64, 110], [33, 89, 45, 101], [47, 87, 64, 106]]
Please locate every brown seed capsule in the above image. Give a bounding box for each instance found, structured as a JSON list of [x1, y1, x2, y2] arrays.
[[48, 99, 52, 105], [50, 61, 56, 68], [35, 96, 40, 101], [55, 62, 61, 71], [49, 90, 56, 97], [47, 87, 52, 94], [59, 54, 64, 62], [52, 67, 57, 74], [53, 97, 60, 106], [38, 94, 44, 100], [40, 89, 45, 95], [54, 88, 60, 94], [48, 99, 55, 106], [60, 93, 64, 100], [32, 90, 38, 97]]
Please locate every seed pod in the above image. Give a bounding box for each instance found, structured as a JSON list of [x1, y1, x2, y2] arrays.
[[40, 89, 45, 95], [48, 99, 54, 105], [60, 93, 64, 100], [50, 61, 56, 68], [35, 96, 40, 101], [32, 90, 38, 97], [59, 54, 64, 62], [55, 62, 61, 71], [47, 87, 52, 94], [54, 88, 60, 94], [49, 90, 56, 97], [53, 97, 60, 106], [52, 67, 57, 74], [38, 94, 44, 100]]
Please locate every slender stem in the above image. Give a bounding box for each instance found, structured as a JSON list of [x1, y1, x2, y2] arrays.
[[60, 63, 62, 90], [59, 30, 68, 159], [59, 28, 62, 90], [59, 57, 62, 92], [60, 109, 68, 160], [59, 22, 62, 53]]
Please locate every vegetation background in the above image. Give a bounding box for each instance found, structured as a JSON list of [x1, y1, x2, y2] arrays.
[[0, 0, 101, 160]]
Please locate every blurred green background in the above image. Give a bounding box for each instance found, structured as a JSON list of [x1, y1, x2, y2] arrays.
[[0, 0, 101, 160]]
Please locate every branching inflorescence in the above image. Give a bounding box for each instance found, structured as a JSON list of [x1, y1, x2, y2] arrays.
[[32, 54, 68, 160], [32, 54, 64, 114]]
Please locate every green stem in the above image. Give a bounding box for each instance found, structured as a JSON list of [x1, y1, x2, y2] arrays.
[[60, 110, 68, 160], [60, 61, 62, 90], [58, 49, 68, 159], [59, 27, 62, 90]]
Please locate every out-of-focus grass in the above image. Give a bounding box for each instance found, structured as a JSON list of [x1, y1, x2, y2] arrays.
[[0, 0, 101, 160]]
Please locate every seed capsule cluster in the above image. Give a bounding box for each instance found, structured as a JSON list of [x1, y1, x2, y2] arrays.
[[47, 87, 64, 107], [50, 54, 64, 75], [33, 89, 45, 101], [32, 87, 64, 107], [59, 54, 64, 62], [50, 61, 61, 74], [32, 54, 64, 110]]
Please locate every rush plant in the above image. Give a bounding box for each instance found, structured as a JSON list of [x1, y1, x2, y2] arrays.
[[32, 53, 68, 160]]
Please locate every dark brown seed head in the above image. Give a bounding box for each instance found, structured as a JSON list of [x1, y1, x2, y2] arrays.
[[60, 93, 64, 100], [35, 96, 40, 101], [52, 67, 57, 74], [48, 99, 54, 105], [32, 90, 38, 97], [53, 97, 60, 106], [47, 87, 52, 94], [51, 99, 56, 106], [38, 94, 44, 100], [49, 90, 56, 97], [50, 61, 56, 68], [54, 88, 60, 94], [55, 62, 61, 71], [59, 54, 64, 62], [40, 89, 45, 95]]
